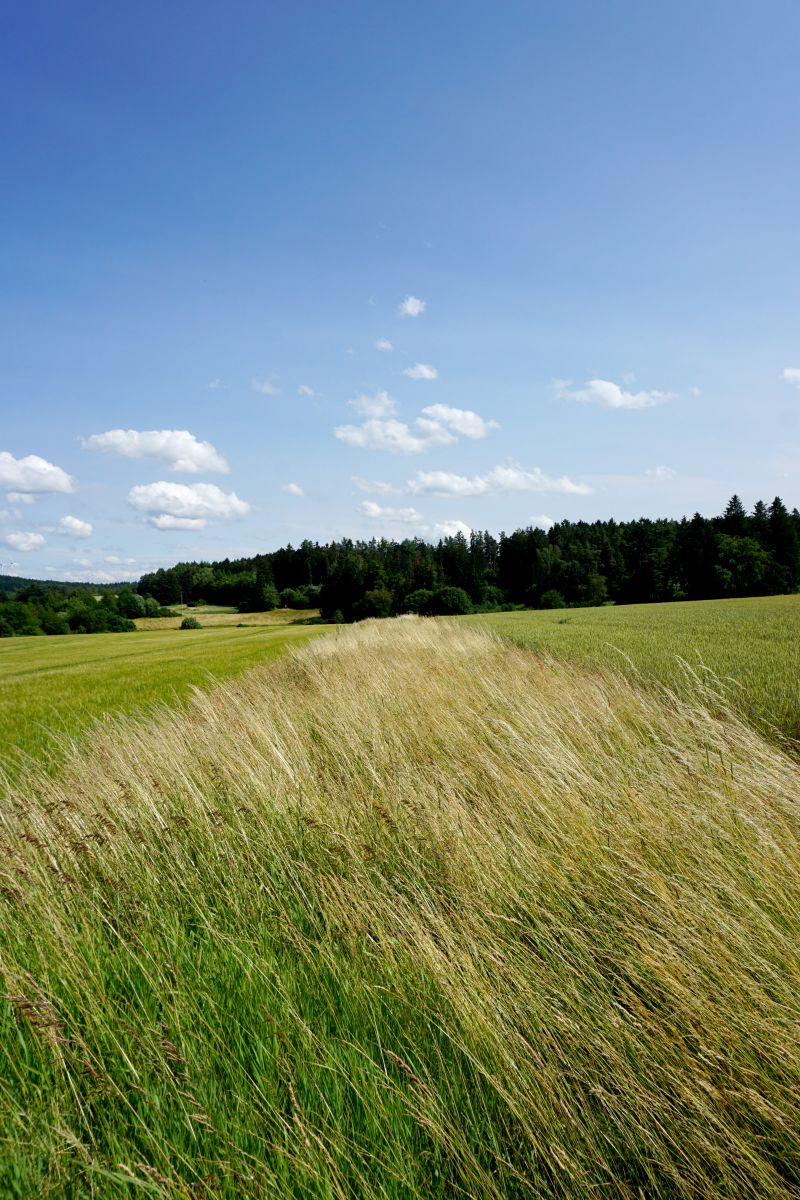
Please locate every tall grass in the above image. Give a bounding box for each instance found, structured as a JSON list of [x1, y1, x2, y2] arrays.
[[1, 616, 799, 1197], [469, 593, 800, 746], [0, 621, 328, 770]]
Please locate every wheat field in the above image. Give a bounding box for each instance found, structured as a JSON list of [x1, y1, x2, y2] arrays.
[[1, 617, 799, 1197]]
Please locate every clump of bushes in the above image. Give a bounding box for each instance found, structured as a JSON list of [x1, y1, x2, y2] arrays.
[[180, 616, 202, 630]]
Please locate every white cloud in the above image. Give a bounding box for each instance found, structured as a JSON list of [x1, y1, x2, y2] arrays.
[[781, 368, 800, 390], [375, 339, 394, 352], [59, 515, 93, 538], [252, 377, 281, 395], [83, 429, 229, 474], [105, 555, 136, 565], [433, 520, 472, 538], [358, 501, 426, 524], [352, 476, 404, 496], [281, 483, 305, 497], [530, 514, 555, 530], [0, 451, 76, 497], [622, 373, 636, 385], [336, 416, 457, 455], [690, 387, 702, 396], [404, 362, 438, 380], [421, 404, 498, 439], [7, 493, 35, 504], [336, 398, 498, 456], [208, 379, 231, 389], [399, 296, 426, 317], [297, 385, 315, 396], [126, 481, 251, 530], [558, 378, 675, 409], [5, 531, 46, 552], [645, 466, 676, 481], [349, 390, 398, 419], [406, 464, 589, 497]]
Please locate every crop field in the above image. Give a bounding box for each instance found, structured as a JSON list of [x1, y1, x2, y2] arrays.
[[0, 620, 329, 771], [467, 592, 800, 746], [134, 606, 321, 630], [2, 616, 799, 1198]]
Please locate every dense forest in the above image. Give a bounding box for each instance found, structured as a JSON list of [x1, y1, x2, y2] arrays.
[[137, 494, 800, 622], [2, 495, 797, 637], [0, 585, 172, 638]]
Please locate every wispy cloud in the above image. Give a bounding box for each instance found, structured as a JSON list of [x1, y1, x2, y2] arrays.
[[531, 515, 555, 530], [127, 481, 250, 530], [58, 515, 93, 538], [399, 296, 426, 317], [252, 377, 281, 395], [645, 466, 676, 481], [356, 463, 590, 497], [352, 476, 404, 496], [404, 362, 438, 380], [4, 531, 46, 552], [0, 451, 76, 498], [375, 339, 393, 352], [421, 404, 498, 438], [781, 368, 800, 390], [83, 429, 229, 473], [208, 379, 231, 389], [556, 378, 675, 410], [281, 483, 305, 496], [434, 520, 472, 538], [358, 500, 426, 524], [335, 396, 498, 456], [297, 385, 315, 396], [407, 465, 590, 497], [105, 555, 136, 565], [358, 501, 472, 540]]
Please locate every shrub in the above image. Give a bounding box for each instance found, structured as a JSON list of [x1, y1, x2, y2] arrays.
[[539, 589, 566, 609], [431, 586, 474, 616], [353, 587, 393, 620], [180, 616, 202, 629], [404, 589, 435, 615], [116, 590, 146, 618]]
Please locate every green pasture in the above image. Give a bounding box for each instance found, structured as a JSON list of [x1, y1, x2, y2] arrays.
[[0, 622, 330, 771], [466, 592, 800, 744]]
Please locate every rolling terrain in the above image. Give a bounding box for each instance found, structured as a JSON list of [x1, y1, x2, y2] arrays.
[[1, 617, 799, 1197]]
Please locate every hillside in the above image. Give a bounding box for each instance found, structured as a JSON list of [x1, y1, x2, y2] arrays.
[[2, 618, 799, 1197]]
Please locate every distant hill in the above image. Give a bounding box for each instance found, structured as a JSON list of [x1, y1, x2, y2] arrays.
[[0, 573, 132, 594]]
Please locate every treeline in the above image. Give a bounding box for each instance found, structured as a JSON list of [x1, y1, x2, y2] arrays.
[[0, 584, 172, 638], [0, 573, 130, 595], [137, 495, 800, 621]]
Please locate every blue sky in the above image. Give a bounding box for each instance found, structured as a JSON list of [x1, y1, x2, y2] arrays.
[[2, 0, 799, 581]]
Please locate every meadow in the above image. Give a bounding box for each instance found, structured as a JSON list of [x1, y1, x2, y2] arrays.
[[1, 616, 799, 1198], [0, 619, 328, 771], [468, 592, 800, 747]]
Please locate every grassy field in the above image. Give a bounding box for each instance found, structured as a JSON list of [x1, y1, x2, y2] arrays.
[[1, 617, 799, 1197], [466, 592, 800, 746], [134, 607, 321, 630], [0, 620, 330, 771]]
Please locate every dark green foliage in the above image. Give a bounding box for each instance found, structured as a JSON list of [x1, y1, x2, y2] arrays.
[[539, 589, 567, 609], [429, 586, 474, 615], [0, 586, 137, 638], [353, 586, 394, 620], [180, 616, 202, 629], [129, 497, 800, 624], [116, 588, 146, 618]]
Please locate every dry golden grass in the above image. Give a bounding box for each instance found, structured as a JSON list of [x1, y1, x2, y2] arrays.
[[1, 616, 799, 1197], [133, 606, 320, 630]]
